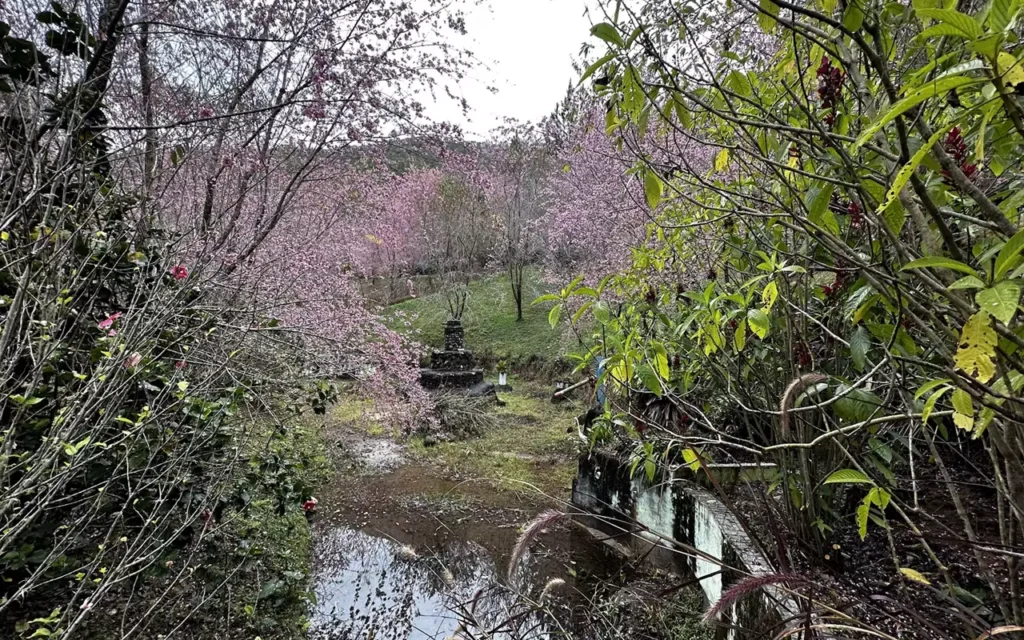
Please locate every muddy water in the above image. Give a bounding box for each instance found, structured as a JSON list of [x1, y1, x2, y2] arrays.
[[307, 461, 630, 640]]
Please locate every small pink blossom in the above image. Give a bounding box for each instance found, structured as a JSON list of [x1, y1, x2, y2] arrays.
[[175, 360, 187, 370], [170, 265, 189, 280], [124, 352, 142, 369], [98, 312, 122, 332], [302, 497, 318, 512]]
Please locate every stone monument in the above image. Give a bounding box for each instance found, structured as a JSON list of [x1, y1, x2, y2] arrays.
[[419, 320, 484, 389]]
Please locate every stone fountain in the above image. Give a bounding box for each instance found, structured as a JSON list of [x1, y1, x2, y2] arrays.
[[419, 320, 484, 390]]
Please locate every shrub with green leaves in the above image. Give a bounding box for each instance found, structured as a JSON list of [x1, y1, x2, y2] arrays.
[[556, 0, 1024, 632]]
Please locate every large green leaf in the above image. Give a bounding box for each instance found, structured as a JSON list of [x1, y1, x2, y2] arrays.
[[976, 281, 1021, 325], [824, 468, 873, 484], [901, 255, 979, 276], [747, 308, 770, 338], [834, 384, 883, 422], [951, 387, 975, 431], [853, 76, 984, 149], [758, 0, 779, 32], [591, 23, 624, 47], [850, 326, 871, 371], [548, 303, 562, 328], [996, 227, 1024, 280], [843, 1, 866, 30], [915, 8, 984, 38], [805, 181, 838, 234], [955, 311, 998, 383], [644, 169, 663, 209], [989, 0, 1019, 31]]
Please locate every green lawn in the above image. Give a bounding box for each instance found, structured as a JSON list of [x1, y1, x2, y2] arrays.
[[388, 268, 570, 367]]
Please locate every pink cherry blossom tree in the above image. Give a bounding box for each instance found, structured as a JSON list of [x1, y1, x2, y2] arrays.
[[487, 122, 551, 321]]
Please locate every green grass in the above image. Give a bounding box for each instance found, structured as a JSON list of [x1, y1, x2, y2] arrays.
[[407, 380, 583, 497], [388, 268, 567, 365]]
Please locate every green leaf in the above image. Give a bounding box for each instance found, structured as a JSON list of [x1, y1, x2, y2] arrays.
[[747, 308, 770, 339], [714, 148, 730, 172], [916, 23, 976, 39], [571, 301, 593, 326], [856, 502, 871, 539], [548, 304, 562, 329], [727, 69, 752, 97], [644, 169, 663, 209], [955, 311, 998, 383], [834, 385, 883, 422], [681, 447, 701, 472], [915, 378, 951, 400], [989, 0, 1018, 30], [805, 181, 837, 233], [580, 51, 616, 85], [853, 76, 984, 149], [877, 126, 951, 217], [850, 326, 871, 371], [996, 227, 1024, 279], [901, 255, 979, 277], [532, 293, 560, 305], [949, 275, 987, 290], [922, 385, 951, 424], [171, 145, 186, 165], [590, 23, 624, 47], [843, 1, 866, 30], [761, 280, 778, 310], [900, 567, 933, 585], [951, 387, 975, 431], [733, 319, 747, 351], [652, 342, 670, 379], [639, 365, 663, 396], [758, 0, 779, 32], [824, 468, 873, 484], [915, 8, 984, 38], [977, 281, 1020, 325], [593, 301, 611, 324]]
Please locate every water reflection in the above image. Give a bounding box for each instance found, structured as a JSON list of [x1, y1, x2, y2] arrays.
[[310, 526, 559, 639]]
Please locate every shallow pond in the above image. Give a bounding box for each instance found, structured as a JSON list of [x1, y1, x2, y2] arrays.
[[306, 464, 631, 640]]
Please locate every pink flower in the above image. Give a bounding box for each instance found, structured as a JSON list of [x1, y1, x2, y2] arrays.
[[175, 360, 187, 370], [98, 312, 122, 332], [124, 352, 142, 369], [170, 265, 189, 280], [302, 497, 318, 512]]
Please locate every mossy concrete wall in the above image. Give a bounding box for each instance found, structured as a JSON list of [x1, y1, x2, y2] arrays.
[[572, 450, 797, 640]]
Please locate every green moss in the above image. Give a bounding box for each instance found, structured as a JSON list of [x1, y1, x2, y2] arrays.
[[409, 381, 583, 498]]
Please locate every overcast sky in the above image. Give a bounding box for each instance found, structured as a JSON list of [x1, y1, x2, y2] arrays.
[[426, 0, 599, 138]]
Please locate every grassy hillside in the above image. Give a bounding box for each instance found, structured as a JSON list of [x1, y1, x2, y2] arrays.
[[388, 269, 570, 367]]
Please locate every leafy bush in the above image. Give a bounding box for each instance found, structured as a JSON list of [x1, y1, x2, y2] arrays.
[[0, 9, 325, 637], [555, 0, 1024, 633]]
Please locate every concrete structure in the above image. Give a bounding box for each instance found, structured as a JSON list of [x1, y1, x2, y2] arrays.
[[572, 450, 799, 640]]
